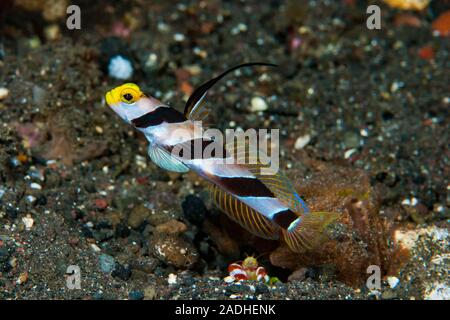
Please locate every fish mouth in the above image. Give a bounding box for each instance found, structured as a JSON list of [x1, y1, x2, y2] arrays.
[[105, 90, 115, 107]]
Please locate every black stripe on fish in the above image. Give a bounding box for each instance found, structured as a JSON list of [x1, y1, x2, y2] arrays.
[[218, 177, 274, 198], [272, 209, 299, 229], [169, 138, 229, 160], [132, 106, 186, 128]]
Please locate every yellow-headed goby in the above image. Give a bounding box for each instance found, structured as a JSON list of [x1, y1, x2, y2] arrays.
[[105, 62, 339, 253]]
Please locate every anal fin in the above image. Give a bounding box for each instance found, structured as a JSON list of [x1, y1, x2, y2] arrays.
[[210, 184, 280, 240]]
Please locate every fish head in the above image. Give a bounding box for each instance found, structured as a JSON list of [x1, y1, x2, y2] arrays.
[[105, 83, 161, 124]]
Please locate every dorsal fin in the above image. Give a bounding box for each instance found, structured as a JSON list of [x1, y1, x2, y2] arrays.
[[225, 140, 309, 215], [184, 62, 277, 120]]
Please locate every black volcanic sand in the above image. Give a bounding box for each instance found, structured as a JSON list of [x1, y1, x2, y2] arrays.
[[0, 1, 448, 299]]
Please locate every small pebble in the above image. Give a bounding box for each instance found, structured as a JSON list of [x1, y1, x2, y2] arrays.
[[401, 197, 418, 206], [22, 214, 34, 230], [108, 55, 133, 80], [111, 263, 132, 281], [127, 205, 150, 229], [145, 53, 158, 70], [168, 273, 177, 285], [294, 134, 311, 149], [193, 47, 208, 59], [30, 182, 42, 190], [381, 289, 398, 300], [95, 126, 103, 134], [26, 195, 36, 204], [144, 286, 157, 300], [250, 96, 268, 112], [344, 148, 357, 159], [28, 37, 41, 49], [0, 87, 9, 100], [44, 24, 60, 41], [343, 131, 360, 148], [231, 23, 247, 35], [17, 272, 28, 285], [99, 254, 116, 273], [157, 22, 170, 32], [90, 244, 101, 252], [9, 257, 17, 268], [390, 81, 404, 93], [155, 219, 187, 234], [360, 128, 369, 137], [173, 33, 185, 42], [387, 276, 400, 289], [128, 290, 144, 300]]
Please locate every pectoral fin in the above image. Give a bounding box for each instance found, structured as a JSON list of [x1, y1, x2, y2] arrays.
[[147, 145, 190, 173]]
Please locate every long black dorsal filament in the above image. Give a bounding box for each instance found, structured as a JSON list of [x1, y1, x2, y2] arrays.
[[183, 62, 277, 117]]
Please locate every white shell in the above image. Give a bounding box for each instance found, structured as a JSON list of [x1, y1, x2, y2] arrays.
[[108, 55, 133, 80]]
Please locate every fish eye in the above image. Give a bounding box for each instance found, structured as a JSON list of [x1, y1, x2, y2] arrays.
[[120, 87, 140, 104], [123, 93, 133, 101]]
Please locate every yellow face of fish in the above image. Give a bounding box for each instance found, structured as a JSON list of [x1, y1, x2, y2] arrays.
[[105, 83, 144, 107]]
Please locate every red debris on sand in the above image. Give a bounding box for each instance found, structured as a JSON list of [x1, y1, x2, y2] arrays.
[[200, 22, 215, 34], [180, 81, 194, 96], [136, 176, 149, 185], [94, 198, 108, 210], [418, 45, 435, 60], [112, 21, 131, 38], [432, 11, 450, 37], [175, 68, 191, 82], [394, 13, 422, 28]]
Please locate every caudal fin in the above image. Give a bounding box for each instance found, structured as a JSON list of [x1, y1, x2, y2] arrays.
[[281, 211, 339, 253]]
